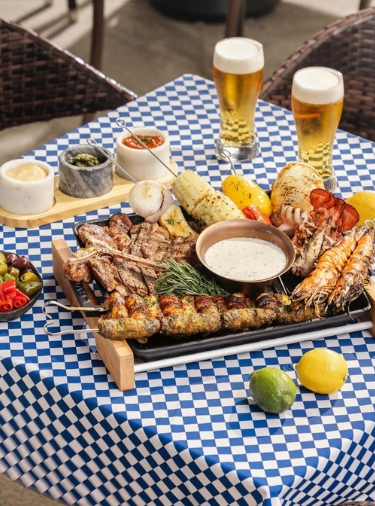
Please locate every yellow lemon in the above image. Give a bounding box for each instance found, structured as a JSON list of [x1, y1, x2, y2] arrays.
[[249, 367, 297, 413], [346, 191, 375, 226], [295, 349, 348, 394], [222, 174, 272, 217]]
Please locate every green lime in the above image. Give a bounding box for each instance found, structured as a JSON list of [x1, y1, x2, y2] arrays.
[[249, 367, 297, 414]]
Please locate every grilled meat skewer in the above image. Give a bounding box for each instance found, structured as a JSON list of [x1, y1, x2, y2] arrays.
[[97, 292, 287, 342]]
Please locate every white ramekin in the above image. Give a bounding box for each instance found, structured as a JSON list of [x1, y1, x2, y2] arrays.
[[0, 158, 55, 215], [116, 126, 170, 181]]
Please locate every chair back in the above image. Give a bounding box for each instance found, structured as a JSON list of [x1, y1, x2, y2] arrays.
[[0, 18, 137, 130], [260, 8, 375, 140]]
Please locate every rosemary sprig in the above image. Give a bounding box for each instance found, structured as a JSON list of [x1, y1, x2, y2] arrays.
[[155, 258, 229, 297]]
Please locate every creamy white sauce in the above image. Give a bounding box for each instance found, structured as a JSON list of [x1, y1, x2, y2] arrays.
[[6, 163, 47, 181], [205, 237, 286, 281]]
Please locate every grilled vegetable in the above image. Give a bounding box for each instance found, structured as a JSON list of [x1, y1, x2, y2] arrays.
[[159, 204, 198, 238], [222, 174, 272, 217], [129, 180, 173, 223], [171, 169, 212, 212], [190, 189, 244, 229], [172, 170, 245, 228]]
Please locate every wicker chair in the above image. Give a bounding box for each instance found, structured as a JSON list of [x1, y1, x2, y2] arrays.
[[260, 8, 375, 141], [0, 17, 137, 130]]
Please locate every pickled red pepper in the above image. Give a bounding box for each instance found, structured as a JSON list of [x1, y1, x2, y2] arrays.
[[0, 278, 30, 311]]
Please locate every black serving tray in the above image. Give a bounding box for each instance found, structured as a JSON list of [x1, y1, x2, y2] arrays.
[[71, 216, 371, 361]]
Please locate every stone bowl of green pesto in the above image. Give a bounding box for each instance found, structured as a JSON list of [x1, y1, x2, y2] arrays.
[[58, 145, 113, 198]]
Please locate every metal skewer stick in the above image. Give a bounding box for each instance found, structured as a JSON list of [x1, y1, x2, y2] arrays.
[[116, 118, 177, 178], [87, 138, 138, 183], [222, 149, 237, 174]]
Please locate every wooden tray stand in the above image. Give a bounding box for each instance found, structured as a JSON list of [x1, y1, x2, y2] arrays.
[[52, 239, 135, 391]]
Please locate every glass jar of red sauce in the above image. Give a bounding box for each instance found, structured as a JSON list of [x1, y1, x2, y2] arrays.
[[122, 135, 164, 150]]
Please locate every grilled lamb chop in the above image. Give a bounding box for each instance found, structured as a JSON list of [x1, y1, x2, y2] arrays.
[[78, 223, 117, 249], [106, 223, 132, 251], [112, 256, 149, 297], [87, 255, 117, 292], [62, 247, 96, 283], [63, 213, 197, 297], [108, 212, 133, 232]]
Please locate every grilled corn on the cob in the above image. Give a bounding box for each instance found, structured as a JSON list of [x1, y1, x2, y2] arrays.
[[190, 189, 245, 229], [172, 170, 245, 229], [171, 169, 212, 212]]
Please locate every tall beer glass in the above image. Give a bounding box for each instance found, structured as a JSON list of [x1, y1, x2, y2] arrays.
[[213, 37, 264, 162], [292, 66, 344, 192]]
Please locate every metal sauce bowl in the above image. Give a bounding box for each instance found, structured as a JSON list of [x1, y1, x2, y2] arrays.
[[196, 219, 296, 297]]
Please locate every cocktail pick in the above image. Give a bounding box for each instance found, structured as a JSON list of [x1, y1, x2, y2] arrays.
[[87, 138, 138, 183], [115, 118, 176, 178], [42, 301, 105, 337]]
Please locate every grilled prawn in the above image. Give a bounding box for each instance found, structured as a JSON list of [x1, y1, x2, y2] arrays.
[[291, 230, 358, 314], [327, 227, 375, 313]]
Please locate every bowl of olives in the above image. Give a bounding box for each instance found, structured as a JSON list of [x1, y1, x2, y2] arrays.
[[0, 251, 43, 321]]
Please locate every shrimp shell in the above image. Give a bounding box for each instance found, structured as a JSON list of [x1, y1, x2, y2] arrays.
[[291, 231, 358, 314], [328, 227, 375, 313]]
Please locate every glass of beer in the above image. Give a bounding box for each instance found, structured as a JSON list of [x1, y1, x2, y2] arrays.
[[292, 66, 344, 192], [213, 37, 264, 162]]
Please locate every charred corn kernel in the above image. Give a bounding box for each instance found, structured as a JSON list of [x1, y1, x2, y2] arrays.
[[171, 170, 213, 212], [222, 174, 272, 217], [191, 190, 245, 229], [159, 204, 198, 238]]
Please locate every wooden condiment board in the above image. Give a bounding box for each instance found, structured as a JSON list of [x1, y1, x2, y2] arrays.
[[0, 160, 178, 229], [52, 239, 135, 391]]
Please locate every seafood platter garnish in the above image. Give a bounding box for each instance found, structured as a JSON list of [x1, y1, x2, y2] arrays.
[[50, 161, 374, 360]]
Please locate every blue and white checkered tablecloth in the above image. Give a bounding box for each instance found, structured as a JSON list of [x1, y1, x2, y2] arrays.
[[1, 74, 375, 506]]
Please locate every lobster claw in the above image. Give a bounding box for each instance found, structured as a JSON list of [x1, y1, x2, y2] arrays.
[[341, 203, 360, 231], [310, 188, 359, 232], [310, 188, 336, 209]]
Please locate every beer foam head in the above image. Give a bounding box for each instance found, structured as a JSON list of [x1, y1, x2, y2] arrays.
[[292, 67, 344, 104], [213, 37, 264, 75]]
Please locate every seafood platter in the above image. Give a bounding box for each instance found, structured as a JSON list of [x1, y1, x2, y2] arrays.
[[51, 158, 375, 390]]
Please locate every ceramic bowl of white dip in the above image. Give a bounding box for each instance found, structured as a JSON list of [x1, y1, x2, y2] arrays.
[[0, 158, 55, 215], [196, 219, 295, 297]]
